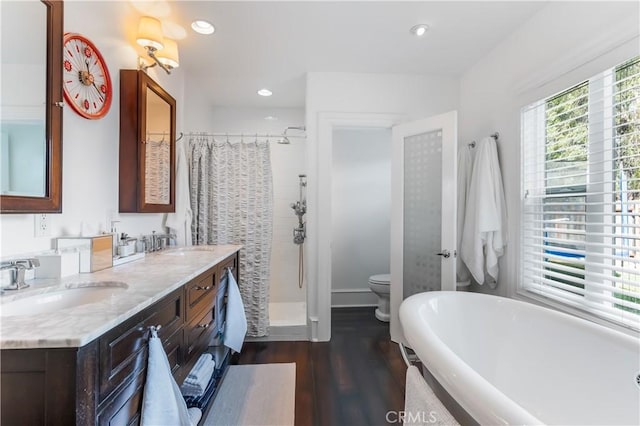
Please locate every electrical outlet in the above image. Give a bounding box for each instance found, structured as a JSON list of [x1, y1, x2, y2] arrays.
[[34, 213, 51, 237]]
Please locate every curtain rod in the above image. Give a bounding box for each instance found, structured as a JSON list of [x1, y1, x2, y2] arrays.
[[188, 132, 305, 138], [208, 133, 305, 138], [180, 131, 306, 145], [468, 132, 499, 148]]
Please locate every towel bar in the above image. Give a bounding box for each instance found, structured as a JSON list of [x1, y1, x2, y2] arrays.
[[398, 342, 419, 368]]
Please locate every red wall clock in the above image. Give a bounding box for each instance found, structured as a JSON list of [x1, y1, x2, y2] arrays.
[[62, 33, 112, 119]]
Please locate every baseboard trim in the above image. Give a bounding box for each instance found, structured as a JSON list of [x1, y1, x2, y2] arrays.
[[331, 303, 377, 308], [331, 288, 371, 293], [331, 287, 378, 307]]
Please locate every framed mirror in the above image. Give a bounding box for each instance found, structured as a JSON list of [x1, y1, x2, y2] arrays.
[[0, 0, 63, 213], [119, 70, 176, 213]]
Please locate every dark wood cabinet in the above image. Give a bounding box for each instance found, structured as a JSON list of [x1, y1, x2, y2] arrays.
[[119, 69, 176, 213], [185, 269, 217, 323], [97, 287, 183, 403], [1, 251, 238, 425]]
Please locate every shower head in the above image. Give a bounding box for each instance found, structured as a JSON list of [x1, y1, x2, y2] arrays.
[[277, 126, 305, 144], [283, 126, 306, 136]]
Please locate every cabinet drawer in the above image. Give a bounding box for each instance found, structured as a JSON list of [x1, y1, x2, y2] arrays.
[[165, 327, 184, 376], [96, 368, 145, 426], [185, 270, 217, 323], [98, 288, 182, 402], [185, 307, 215, 361]]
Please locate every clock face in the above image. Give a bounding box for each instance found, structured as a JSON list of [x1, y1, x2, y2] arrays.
[[62, 33, 112, 119]]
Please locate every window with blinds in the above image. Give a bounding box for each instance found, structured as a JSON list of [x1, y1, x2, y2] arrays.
[[521, 56, 640, 330]]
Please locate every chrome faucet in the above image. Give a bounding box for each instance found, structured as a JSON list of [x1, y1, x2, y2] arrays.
[[143, 232, 176, 252], [0, 258, 40, 290]]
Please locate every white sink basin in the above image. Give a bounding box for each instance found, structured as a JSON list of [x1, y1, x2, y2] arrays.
[[1, 281, 128, 317]]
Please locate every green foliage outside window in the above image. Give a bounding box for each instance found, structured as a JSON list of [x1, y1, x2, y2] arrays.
[[541, 56, 640, 315]]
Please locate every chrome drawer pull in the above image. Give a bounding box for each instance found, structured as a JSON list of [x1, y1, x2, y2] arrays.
[[137, 324, 162, 333], [197, 323, 210, 329], [195, 285, 211, 291]]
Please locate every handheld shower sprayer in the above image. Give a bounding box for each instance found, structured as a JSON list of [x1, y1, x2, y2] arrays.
[[291, 174, 307, 289], [291, 174, 307, 245]]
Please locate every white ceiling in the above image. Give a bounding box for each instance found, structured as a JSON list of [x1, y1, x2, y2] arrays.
[[166, 1, 547, 108]]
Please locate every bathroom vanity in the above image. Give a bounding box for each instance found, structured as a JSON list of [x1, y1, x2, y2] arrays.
[[0, 245, 240, 425]]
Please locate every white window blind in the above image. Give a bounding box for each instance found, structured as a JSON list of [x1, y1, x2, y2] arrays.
[[521, 56, 640, 330]]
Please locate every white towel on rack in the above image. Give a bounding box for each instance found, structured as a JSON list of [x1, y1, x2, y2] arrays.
[[141, 328, 196, 426], [460, 136, 507, 285], [224, 270, 247, 353], [165, 138, 193, 246], [456, 146, 473, 285], [181, 353, 216, 397]]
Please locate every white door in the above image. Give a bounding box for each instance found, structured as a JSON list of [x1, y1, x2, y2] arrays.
[[390, 111, 457, 344]]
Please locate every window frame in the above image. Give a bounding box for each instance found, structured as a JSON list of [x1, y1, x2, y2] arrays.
[[519, 60, 640, 332]]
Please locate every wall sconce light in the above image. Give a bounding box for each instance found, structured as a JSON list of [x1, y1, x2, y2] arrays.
[[136, 16, 179, 74]]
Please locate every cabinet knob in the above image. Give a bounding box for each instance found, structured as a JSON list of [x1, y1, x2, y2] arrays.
[[195, 285, 211, 291], [197, 323, 209, 329]]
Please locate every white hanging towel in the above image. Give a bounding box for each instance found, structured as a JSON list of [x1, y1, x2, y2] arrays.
[[460, 136, 507, 284], [141, 327, 200, 426], [224, 270, 247, 353], [165, 138, 193, 246], [456, 146, 473, 286]]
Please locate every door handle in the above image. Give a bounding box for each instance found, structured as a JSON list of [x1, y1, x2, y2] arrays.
[[436, 250, 451, 258]]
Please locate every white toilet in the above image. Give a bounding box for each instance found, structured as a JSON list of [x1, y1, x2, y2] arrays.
[[368, 274, 391, 322]]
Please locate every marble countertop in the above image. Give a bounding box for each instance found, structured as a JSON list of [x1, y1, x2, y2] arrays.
[[0, 244, 242, 350]]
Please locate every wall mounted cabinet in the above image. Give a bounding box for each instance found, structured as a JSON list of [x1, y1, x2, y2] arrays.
[[119, 69, 176, 213]]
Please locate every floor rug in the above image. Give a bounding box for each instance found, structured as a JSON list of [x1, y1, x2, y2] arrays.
[[202, 363, 296, 426]]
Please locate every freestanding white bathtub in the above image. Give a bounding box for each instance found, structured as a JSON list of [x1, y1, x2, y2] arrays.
[[399, 291, 640, 426]]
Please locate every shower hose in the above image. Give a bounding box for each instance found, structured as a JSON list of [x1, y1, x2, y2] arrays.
[[298, 243, 304, 289]]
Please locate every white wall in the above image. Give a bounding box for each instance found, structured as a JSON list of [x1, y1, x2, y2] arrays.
[[331, 127, 390, 307], [185, 106, 307, 305], [458, 1, 640, 297], [0, 1, 185, 258], [306, 72, 460, 340]]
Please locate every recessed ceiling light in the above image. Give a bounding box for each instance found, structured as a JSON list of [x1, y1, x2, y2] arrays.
[[410, 24, 429, 37], [257, 88, 273, 97], [191, 20, 215, 35], [264, 116, 278, 121]]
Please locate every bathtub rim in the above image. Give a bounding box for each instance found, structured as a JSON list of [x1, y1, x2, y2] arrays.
[[399, 291, 640, 426], [400, 291, 542, 425]]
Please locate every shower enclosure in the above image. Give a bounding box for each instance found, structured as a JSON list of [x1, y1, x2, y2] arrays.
[[264, 127, 308, 339]]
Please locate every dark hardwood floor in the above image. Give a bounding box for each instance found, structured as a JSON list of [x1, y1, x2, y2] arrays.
[[234, 307, 407, 426]]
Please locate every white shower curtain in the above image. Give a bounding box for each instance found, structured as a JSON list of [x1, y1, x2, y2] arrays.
[[189, 133, 273, 337]]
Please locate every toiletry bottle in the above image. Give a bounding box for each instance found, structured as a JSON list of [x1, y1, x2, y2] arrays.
[[110, 220, 120, 257]]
